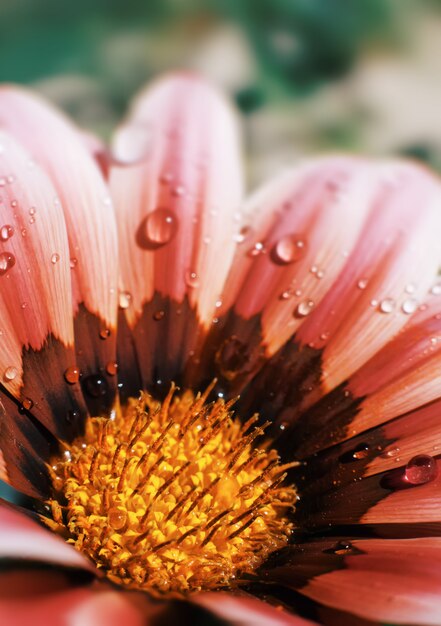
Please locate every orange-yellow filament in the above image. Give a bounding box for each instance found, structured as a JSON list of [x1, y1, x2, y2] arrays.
[[49, 384, 296, 596]]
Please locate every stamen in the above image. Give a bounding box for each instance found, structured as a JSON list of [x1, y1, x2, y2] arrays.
[[49, 384, 296, 596]]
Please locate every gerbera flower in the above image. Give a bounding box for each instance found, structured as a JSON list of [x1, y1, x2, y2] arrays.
[[0, 73, 440, 626]]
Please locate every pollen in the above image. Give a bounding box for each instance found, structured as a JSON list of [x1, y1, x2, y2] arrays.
[[48, 383, 297, 596]]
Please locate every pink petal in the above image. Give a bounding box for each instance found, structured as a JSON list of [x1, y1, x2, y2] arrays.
[[0, 585, 149, 626], [297, 161, 441, 394], [0, 86, 119, 415], [0, 130, 88, 466], [195, 592, 319, 625], [109, 73, 244, 395], [0, 501, 92, 569], [303, 538, 441, 625], [263, 538, 441, 625]]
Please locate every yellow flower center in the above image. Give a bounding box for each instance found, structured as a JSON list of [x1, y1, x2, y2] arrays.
[[49, 383, 296, 596]]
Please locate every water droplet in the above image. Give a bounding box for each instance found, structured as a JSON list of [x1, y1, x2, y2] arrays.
[[379, 298, 396, 314], [329, 540, 354, 555], [0, 225, 14, 241], [119, 291, 132, 309], [83, 374, 108, 398], [70, 258, 78, 269], [112, 123, 151, 166], [357, 278, 368, 290], [215, 336, 250, 381], [352, 443, 370, 460], [159, 172, 173, 185], [63, 450, 72, 462], [405, 283, 415, 294], [431, 284, 441, 296], [153, 310, 165, 321], [0, 252, 15, 276], [21, 397, 33, 411], [185, 270, 199, 288], [172, 185, 185, 197], [64, 367, 80, 384], [106, 361, 118, 376], [51, 253, 60, 264], [295, 300, 314, 318], [271, 235, 306, 265], [402, 298, 418, 315], [405, 454, 438, 485], [99, 328, 111, 340], [141, 209, 178, 248], [108, 507, 127, 531], [4, 366, 17, 381], [248, 241, 265, 257], [10, 200, 17, 208], [29, 207, 36, 216], [234, 226, 252, 244]]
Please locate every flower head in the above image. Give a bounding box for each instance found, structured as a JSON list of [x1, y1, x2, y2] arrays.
[[0, 74, 440, 625]]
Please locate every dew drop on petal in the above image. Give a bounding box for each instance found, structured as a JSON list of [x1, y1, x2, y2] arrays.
[[405, 454, 438, 485], [21, 397, 33, 411], [64, 367, 80, 384], [83, 374, 109, 398], [0, 252, 15, 276], [4, 366, 17, 381], [294, 300, 314, 318], [143, 209, 178, 247], [99, 328, 111, 340], [330, 540, 354, 555], [106, 361, 118, 376], [272, 235, 306, 265], [357, 278, 368, 290], [0, 225, 14, 241], [379, 298, 396, 314], [234, 226, 252, 244], [215, 336, 250, 381], [108, 507, 127, 531], [70, 258, 78, 269], [401, 298, 418, 315], [185, 270, 199, 289], [153, 310, 165, 321], [119, 291, 132, 309], [51, 253, 60, 264], [248, 241, 265, 257]]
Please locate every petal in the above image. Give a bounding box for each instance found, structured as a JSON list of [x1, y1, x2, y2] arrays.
[[0, 500, 92, 570], [0, 131, 89, 495], [0, 86, 119, 415], [0, 584, 150, 626], [263, 538, 441, 626], [110, 73, 244, 397], [235, 163, 441, 434], [195, 592, 319, 625]]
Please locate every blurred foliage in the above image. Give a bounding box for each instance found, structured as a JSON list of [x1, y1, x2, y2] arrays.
[[0, 0, 417, 108]]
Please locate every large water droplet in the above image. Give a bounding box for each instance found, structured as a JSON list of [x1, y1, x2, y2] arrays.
[[119, 291, 132, 309], [4, 366, 17, 381], [379, 298, 396, 314], [106, 361, 118, 376], [215, 336, 250, 381], [64, 367, 80, 384], [111, 122, 151, 166], [83, 374, 109, 398], [404, 454, 438, 485], [272, 235, 306, 265], [0, 225, 14, 241], [402, 298, 418, 315], [0, 252, 15, 276], [140, 209, 178, 248], [108, 507, 127, 530], [294, 300, 314, 318]]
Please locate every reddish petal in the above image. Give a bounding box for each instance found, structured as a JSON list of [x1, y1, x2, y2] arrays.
[[263, 538, 441, 626], [110, 73, 244, 395], [0, 86, 119, 415], [0, 501, 91, 569], [195, 592, 319, 625], [0, 131, 88, 495]]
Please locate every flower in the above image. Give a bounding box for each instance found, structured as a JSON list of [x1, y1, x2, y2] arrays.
[[0, 73, 439, 626]]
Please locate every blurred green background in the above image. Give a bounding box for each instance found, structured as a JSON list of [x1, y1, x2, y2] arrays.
[[1, 0, 441, 182]]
